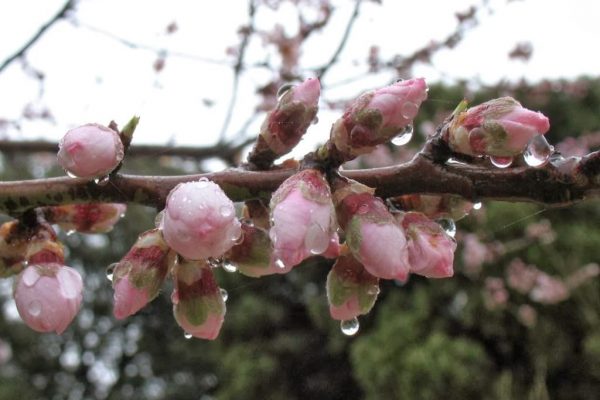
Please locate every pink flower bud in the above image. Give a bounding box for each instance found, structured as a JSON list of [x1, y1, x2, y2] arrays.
[[334, 181, 409, 281], [446, 97, 550, 157], [226, 222, 272, 278], [172, 259, 225, 340], [57, 123, 124, 179], [505, 258, 539, 294], [161, 179, 242, 260], [14, 263, 83, 334], [388, 194, 474, 221], [326, 255, 379, 321], [1, 221, 64, 277], [397, 212, 456, 278], [260, 78, 320, 155], [44, 203, 126, 234], [269, 169, 338, 272], [331, 78, 427, 158], [112, 229, 173, 319], [529, 272, 569, 304]]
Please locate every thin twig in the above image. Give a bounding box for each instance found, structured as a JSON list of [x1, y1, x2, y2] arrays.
[[218, 0, 257, 143], [0, 0, 76, 73], [0, 137, 254, 160], [316, 0, 362, 81]]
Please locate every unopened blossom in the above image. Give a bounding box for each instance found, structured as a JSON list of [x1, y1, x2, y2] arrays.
[[398, 212, 456, 278], [172, 259, 225, 340], [249, 78, 320, 167], [226, 221, 272, 278], [445, 97, 550, 157], [387, 194, 474, 221], [326, 255, 379, 321], [161, 179, 241, 260], [333, 179, 409, 281], [112, 229, 173, 319], [1, 221, 63, 277], [330, 78, 428, 159], [269, 169, 338, 272], [14, 263, 83, 334], [57, 123, 124, 179], [461, 234, 489, 276], [44, 203, 126, 234]]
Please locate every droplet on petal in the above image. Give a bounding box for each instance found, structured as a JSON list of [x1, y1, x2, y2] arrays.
[[106, 263, 117, 282], [277, 83, 295, 100], [22, 267, 41, 287], [304, 223, 329, 255], [274, 258, 286, 269], [400, 102, 419, 120], [340, 317, 360, 336], [28, 300, 42, 317], [436, 218, 457, 238], [220, 288, 228, 302], [490, 156, 513, 169], [524, 135, 554, 167]]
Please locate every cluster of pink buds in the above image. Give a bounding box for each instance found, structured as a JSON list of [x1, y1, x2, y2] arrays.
[[4, 76, 566, 341]]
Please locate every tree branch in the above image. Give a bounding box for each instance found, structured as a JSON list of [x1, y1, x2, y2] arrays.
[[1, 149, 598, 215], [0, 0, 75, 73], [0, 138, 253, 160]]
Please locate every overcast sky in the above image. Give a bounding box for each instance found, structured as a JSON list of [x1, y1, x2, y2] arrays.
[[0, 0, 598, 154]]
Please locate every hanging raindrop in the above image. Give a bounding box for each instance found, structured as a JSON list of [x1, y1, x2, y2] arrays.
[[473, 202, 482, 210], [489, 156, 513, 169], [94, 176, 110, 186], [66, 230, 76, 236], [436, 218, 457, 238], [105, 263, 117, 282], [220, 288, 229, 302], [391, 125, 413, 146], [274, 258, 286, 269], [184, 332, 192, 339], [340, 317, 360, 336], [222, 260, 238, 273], [524, 135, 554, 167]]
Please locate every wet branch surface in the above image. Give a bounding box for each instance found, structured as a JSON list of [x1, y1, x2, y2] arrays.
[[1, 147, 598, 215]]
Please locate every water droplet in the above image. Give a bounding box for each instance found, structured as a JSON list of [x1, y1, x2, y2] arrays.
[[446, 157, 467, 166], [366, 285, 380, 296], [28, 300, 42, 317], [171, 290, 179, 304], [312, 116, 319, 125], [400, 102, 419, 120], [184, 332, 192, 339], [340, 317, 360, 336], [231, 229, 244, 245], [436, 218, 456, 238], [304, 224, 329, 255], [207, 258, 223, 268], [21, 260, 29, 268], [106, 263, 117, 282], [524, 135, 554, 167], [22, 267, 40, 287], [119, 213, 126, 218], [66, 171, 79, 178], [490, 156, 513, 168], [220, 288, 228, 302], [154, 210, 165, 229], [94, 176, 110, 186], [197, 177, 209, 188], [473, 202, 482, 210], [391, 125, 413, 146], [219, 205, 233, 218], [222, 260, 238, 273], [66, 229, 76, 236], [277, 83, 295, 100], [274, 258, 286, 269], [57, 269, 81, 299]]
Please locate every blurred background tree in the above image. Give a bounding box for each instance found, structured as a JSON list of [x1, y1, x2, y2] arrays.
[[0, 1, 599, 399]]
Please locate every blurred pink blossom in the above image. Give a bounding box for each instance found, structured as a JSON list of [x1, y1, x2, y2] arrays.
[[45, 203, 126, 234], [483, 277, 509, 310]]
